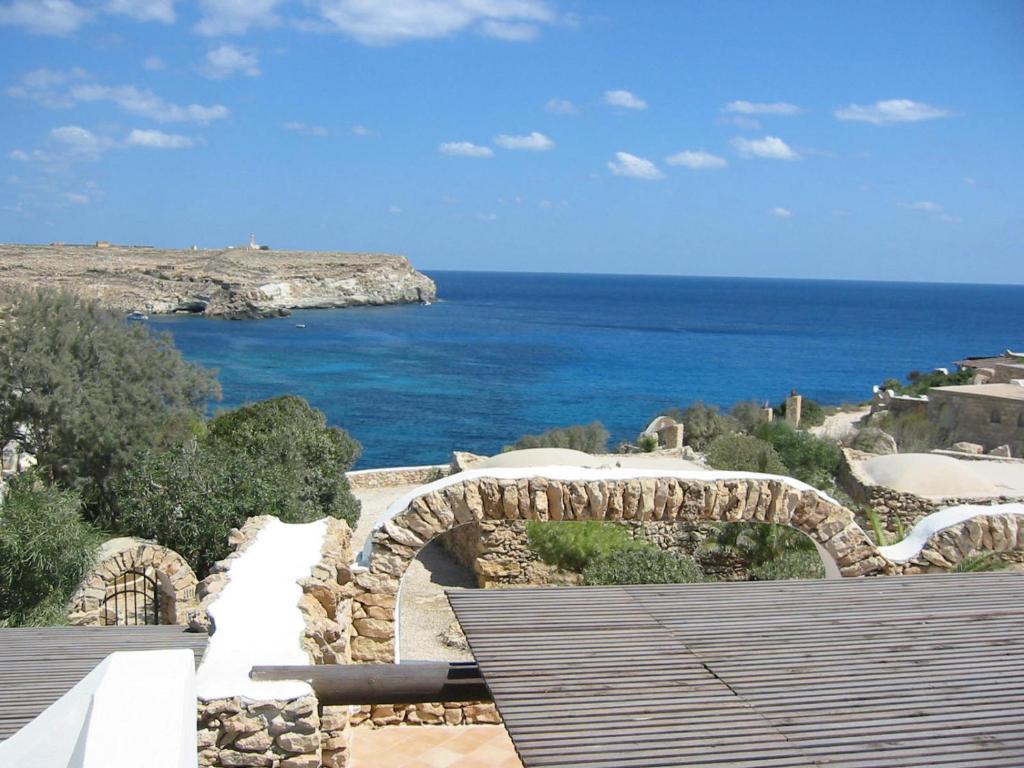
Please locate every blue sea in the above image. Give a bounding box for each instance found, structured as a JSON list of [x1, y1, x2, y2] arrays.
[[149, 272, 1024, 468]]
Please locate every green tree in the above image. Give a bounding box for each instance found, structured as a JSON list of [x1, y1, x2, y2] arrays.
[[775, 397, 826, 428], [526, 520, 644, 572], [113, 397, 361, 576], [0, 289, 219, 519], [705, 433, 788, 475], [0, 474, 101, 626], [507, 422, 609, 453]]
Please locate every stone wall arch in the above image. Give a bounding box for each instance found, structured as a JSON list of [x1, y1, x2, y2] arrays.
[[68, 537, 198, 626], [351, 469, 883, 663]]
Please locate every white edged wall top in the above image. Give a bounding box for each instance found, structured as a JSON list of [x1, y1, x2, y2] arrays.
[[879, 502, 1024, 563], [196, 517, 327, 701]]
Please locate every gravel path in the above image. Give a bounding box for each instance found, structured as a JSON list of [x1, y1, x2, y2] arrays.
[[352, 485, 476, 662], [810, 408, 870, 442]]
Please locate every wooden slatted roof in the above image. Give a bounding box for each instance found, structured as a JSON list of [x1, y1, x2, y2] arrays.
[[0, 625, 208, 741], [449, 572, 1024, 768]]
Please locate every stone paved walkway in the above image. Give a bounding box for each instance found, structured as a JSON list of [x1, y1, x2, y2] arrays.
[[351, 725, 522, 768]]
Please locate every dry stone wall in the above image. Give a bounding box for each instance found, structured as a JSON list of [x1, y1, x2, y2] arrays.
[[68, 537, 197, 626], [347, 465, 451, 489], [194, 515, 357, 768], [839, 449, 1024, 537], [351, 471, 884, 664], [884, 513, 1024, 574]]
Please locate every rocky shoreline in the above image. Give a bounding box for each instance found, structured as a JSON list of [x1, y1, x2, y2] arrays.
[[0, 244, 437, 319]]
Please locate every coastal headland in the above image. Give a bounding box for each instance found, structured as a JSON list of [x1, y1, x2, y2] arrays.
[[0, 243, 437, 319]]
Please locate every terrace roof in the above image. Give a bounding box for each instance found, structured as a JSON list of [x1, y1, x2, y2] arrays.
[[449, 573, 1024, 768], [0, 625, 208, 741]]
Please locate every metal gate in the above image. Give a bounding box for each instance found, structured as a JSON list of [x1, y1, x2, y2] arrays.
[[102, 568, 161, 626]]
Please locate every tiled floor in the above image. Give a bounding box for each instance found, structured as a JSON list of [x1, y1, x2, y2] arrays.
[[351, 724, 523, 768]]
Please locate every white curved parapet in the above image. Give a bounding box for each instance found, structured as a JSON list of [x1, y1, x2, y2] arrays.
[[357, 466, 837, 567], [878, 502, 1024, 563], [196, 517, 327, 701], [0, 649, 196, 768]]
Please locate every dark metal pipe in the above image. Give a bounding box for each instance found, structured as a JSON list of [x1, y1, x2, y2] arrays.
[[249, 661, 491, 705]]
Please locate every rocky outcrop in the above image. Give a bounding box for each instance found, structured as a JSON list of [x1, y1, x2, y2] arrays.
[[0, 244, 437, 319]]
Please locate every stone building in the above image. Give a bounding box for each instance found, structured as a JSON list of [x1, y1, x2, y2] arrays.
[[929, 383, 1024, 457]]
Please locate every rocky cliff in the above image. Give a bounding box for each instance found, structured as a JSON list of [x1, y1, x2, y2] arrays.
[[0, 244, 437, 319]]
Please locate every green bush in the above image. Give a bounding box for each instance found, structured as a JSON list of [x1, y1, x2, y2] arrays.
[[870, 410, 940, 453], [881, 368, 973, 397], [708, 521, 817, 567], [775, 397, 826, 428], [705, 433, 788, 475], [753, 421, 842, 488], [730, 400, 769, 433], [0, 288, 219, 519], [583, 548, 703, 585], [637, 434, 659, 453], [113, 397, 361, 576], [526, 521, 643, 572], [0, 474, 101, 626], [953, 553, 1008, 572], [661, 402, 740, 451], [507, 422, 609, 453], [749, 550, 825, 580]]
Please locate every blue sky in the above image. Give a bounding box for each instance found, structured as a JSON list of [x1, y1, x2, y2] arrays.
[[1, 0, 1021, 283]]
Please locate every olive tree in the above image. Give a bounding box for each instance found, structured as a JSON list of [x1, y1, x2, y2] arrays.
[[0, 289, 220, 519]]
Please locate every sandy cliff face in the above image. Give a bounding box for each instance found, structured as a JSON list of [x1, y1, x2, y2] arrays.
[[0, 244, 437, 318]]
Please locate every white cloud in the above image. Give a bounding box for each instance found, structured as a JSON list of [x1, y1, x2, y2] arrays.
[[105, 0, 174, 23], [665, 150, 727, 169], [351, 124, 372, 136], [937, 213, 962, 224], [143, 55, 166, 71], [0, 0, 90, 36], [69, 83, 229, 123], [50, 125, 110, 156], [494, 131, 553, 151], [834, 99, 951, 125], [480, 19, 538, 41], [963, 176, 976, 186], [284, 121, 329, 137], [126, 129, 195, 149], [545, 98, 578, 115], [62, 191, 91, 204], [195, 0, 283, 35], [309, 0, 554, 45], [439, 141, 493, 158], [721, 115, 761, 130], [477, 212, 498, 222], [769, 206, 792, 218], [604, 89, 647, 110], [898, 200, 942, 212], [200, 44, 260, 79], [607, 151, 663, 180], [8, 149, 30, 161], [5, 67, 88, 108], [388, 205, 402, 214], [731, 135, 800, 160], [724, 100, 802, 116]]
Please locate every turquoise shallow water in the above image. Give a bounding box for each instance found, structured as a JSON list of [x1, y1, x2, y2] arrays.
[[148, 271, 1024, 468]]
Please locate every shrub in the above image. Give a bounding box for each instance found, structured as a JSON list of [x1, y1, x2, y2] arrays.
[[870, 410, 940, 453], [526, 521, 643, 572], [753, 421, 842, 488], [0, 474, 101, 626], [882, 368, 973, 397], [662, 402, 739, 451], [113, 397, 361, 576], [749, 550, 825, 580], [775, 397, 826, 428], [705, 433, 788, 475], [637, 434, 659, 453], [708, 521, 817, 567], [730, 400, 769, 433], [583, 548, 703, 586], [953, 553, 1008, 573], [0, 288, 219, 519], [507, 422, 609, 454]]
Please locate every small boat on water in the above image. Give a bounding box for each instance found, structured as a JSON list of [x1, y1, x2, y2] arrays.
[[295, 323, 306, 328], [126, 311, 149, 320]]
